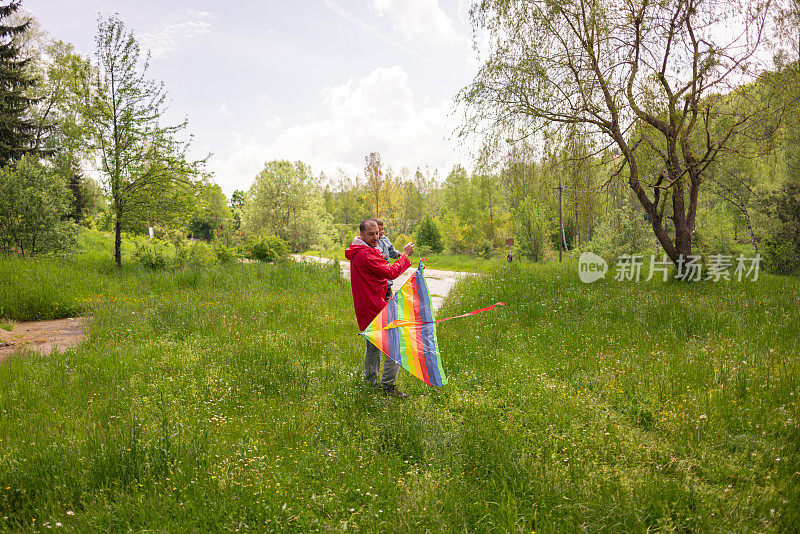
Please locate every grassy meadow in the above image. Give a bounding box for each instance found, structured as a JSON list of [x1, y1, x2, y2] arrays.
[[1, 231, 799, 531]]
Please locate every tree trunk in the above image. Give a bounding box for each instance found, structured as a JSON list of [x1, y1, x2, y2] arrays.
[[744, 206, 758, 253], [114, 214, 122, 267]]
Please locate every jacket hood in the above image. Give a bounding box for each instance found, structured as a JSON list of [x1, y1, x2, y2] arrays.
[[345, 236, 375, 260]]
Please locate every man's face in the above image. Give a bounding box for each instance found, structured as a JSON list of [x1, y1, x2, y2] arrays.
[[361, 221, 380, 247]]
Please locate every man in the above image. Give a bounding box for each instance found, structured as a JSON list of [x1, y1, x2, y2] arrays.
[[373, 218, 399, 301], [345, 219, 414, 398]]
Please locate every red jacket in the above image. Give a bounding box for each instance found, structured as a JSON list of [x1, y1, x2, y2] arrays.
[[345, 238, 411, 330]]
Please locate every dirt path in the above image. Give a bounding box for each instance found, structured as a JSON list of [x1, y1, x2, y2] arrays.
[[291, 254, 475, 311], [0, 317, 89, 363]]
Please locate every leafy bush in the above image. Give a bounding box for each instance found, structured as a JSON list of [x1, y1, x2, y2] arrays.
[[246, 235, 288, 262], [131, 238, 171, 269], [415, 244, 435, 257], [166, 228, 186, 250], [177, 240, 218, 267], [213, 240, 237, 263], [476, 239, 494, 259], [392, 233, 412, 250]]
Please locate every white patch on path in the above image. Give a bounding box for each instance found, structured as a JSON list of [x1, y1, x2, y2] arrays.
[[290, 254, 475, 311]]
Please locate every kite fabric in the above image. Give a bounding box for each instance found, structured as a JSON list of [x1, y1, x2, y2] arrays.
[[359, 261, 504, 387]]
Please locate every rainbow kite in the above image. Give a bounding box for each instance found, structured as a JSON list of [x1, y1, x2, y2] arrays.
[[360, 261, 504, 387]]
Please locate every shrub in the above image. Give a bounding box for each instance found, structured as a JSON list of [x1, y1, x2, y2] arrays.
[[132, 239, 168, 269], [392, 233, 412, 250], [246, 235, 288, 262], [476, 239, 494, 259], [166, 229, 186, 250], [178, 240, 218, 267], [213, 240, 237, 263]]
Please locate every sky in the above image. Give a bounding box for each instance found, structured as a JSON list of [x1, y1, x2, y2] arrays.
[[24, 0, 483, 196]]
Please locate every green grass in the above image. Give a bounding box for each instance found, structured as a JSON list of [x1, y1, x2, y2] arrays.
[[1, 237, 799, 531]]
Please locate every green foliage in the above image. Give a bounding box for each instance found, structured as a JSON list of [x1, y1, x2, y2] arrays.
[[762, 179, 800, 274], [0, 2, 39, 165], [0, 155, 79, 256], [243, 160, 336, 251], [86, 14, 204, 266], [131, 238, 169, 270], [415, 214, 444, 253], [212, 240, 237, 264], [475, 239, 494, 259], [592, 194, 653, 258], [178, 241, 218, 268], [392, 233, 412, 252], [550, 217, 576, 251], [514, 196, 547, 261], [245, 235, 288, 263], [188, 181, 230, 242]]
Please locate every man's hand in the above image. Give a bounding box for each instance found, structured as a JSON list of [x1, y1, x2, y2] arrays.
[[402, 242, 414, 257]]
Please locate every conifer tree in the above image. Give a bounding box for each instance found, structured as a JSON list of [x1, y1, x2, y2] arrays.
[[0, 0, 38, 166]]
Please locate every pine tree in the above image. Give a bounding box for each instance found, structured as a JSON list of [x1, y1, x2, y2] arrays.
[[0, 1, 38, 166], [415, 214, 444, 253]]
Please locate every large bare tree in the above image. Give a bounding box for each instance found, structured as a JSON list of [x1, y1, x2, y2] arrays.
[[459, 0, 776, 264]]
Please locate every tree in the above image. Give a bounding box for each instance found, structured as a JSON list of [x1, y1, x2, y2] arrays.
[[415, 214, 444, 253], [230, 189, 246, 211], [244, 160, 309, 240], [460, 0, 775, 266], [32, 40, 97, 223], [189, 181, 229, 241], [762, 178, 800, 274], [85, 14, 203, 266], [592, 191, 653, 257], [0, 155, 78, 256], [244, 160, 336, 250], [364, 152, 383, 217], [0, 1, 38, 165], [515, 196, 547, 261]]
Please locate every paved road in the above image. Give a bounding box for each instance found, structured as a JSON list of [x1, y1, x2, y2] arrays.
[[290, 254, 474, 311]]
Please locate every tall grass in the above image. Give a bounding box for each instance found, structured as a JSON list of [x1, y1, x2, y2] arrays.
[[0, 243, 798, 531]]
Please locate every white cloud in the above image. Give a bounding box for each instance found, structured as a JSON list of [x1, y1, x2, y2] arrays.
[[372, 0, 461, 46], [216, 102, 232, 117], [211, 66, 463, 194], [271, 66, 454, 174], [140, 10, 213, 60]]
